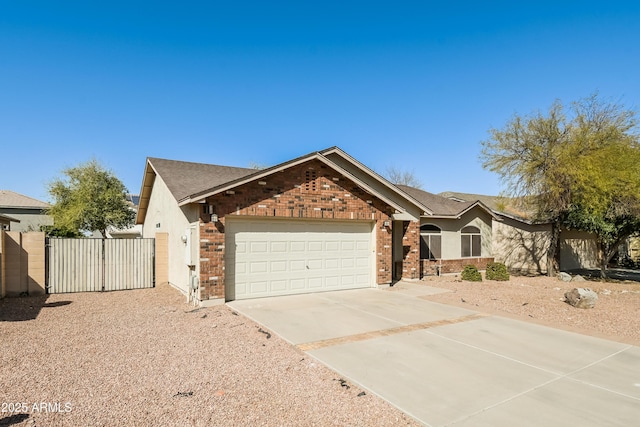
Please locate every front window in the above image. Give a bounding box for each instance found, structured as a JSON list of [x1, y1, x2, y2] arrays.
[[420, 224, 441, 260], [461, 226, 481, 257]]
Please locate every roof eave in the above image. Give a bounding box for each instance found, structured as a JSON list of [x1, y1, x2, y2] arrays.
[[319, 147, 434, 215], [178, 151, 408, 214], [135, 159, 157, 225]]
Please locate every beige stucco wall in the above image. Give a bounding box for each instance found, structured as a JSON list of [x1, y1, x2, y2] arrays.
[[2, 231, 45, 296], [492, 218, 552, 274], [421, 207, 493, 260], [560, 229, 599, 270], [141, 175, 199, 295], [0, 210, 53, 232]]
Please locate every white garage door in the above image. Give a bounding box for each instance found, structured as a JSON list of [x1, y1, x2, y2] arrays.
[[226, 219, 375, 300]]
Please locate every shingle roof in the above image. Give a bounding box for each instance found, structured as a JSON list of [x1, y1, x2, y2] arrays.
[[396, 185, 475, 216], [439, 191, 533, 220], [147, 158, 257, 202], [0, 190, 49, 209], [438, 191, 505, 212]]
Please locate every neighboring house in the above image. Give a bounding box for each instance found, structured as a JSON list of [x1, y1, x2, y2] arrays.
[[0, 213, 19, 231], [440, 191, 598, 274], [0, 190, 53, 232], [136, 147, 503, 305], [91, 194, 143, 238]]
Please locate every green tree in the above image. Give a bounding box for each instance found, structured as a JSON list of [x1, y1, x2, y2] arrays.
[[47, 160, 135, 238], [480, 94, 640, 277]]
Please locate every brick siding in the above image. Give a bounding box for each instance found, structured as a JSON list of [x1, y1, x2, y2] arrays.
[[398, 220, 420, 280], [197, 160, 409, 301], [421, 257, 494, 277]]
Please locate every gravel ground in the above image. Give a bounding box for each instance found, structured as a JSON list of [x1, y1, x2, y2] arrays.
[[417, 273, 640, 345], [3, 275, 638, 426], [0, 285, 420, 427]]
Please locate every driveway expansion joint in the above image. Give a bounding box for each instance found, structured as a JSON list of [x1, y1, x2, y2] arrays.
[[296, 313, 489, 351]]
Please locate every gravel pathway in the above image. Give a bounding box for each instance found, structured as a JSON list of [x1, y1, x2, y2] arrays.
[[1, 284, 420, 427]]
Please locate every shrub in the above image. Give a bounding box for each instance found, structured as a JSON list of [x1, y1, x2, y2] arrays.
[[485, 262, 510, 281], [461, 265, 482, 282]]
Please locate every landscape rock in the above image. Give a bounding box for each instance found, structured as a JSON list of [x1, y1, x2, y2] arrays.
[[571, 275, 587, 282], [558, 272, 572, 282], [564, 288, 598, 309]]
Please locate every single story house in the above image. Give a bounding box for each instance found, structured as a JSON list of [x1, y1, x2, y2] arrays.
[[136, 147, 502, 305], [0, 190, 53, 232], [439, 192, 599, 274]]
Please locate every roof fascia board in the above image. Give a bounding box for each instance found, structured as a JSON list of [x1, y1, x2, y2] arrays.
[[135, 159, 157, 224], [178, 152, 409, 214], [422, 201, 501, 221], [177, 154, 324, 205], [320, 147, 433, 215], [495, 211, 550, 225]]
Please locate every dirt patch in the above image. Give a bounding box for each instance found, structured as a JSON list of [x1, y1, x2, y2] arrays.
[[418, 273, 640, 345], [0, 284, 419, 426]]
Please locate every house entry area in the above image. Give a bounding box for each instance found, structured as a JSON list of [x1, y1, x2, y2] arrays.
[[225, 218, 375, 300]]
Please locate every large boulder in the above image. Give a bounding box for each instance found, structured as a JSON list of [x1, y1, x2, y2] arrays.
[[564, 288, 598, 309], [558, 272, 572, 282], [572, 274, 587, 282]]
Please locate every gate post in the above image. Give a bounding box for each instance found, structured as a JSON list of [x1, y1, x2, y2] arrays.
[[155, 232, 168, 286]]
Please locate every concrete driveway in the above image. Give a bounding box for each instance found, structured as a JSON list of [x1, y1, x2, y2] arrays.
[[228, 282, 640, 427]]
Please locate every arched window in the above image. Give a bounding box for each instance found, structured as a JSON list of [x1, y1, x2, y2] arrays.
[[420, 224, 441, 260], [461, 226, 481, 257]]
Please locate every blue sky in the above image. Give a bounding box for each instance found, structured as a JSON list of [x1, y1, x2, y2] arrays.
[[2, 1, 639, 202]]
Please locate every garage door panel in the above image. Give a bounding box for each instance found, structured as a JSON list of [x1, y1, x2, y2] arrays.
[[357, 241, 370, 250], [341, 275, 354, 286], [271, 241, 287, 252], [308, 259, 322, 269], [326, 241, 339, 251], [250, 281, 268, 294], [356, 273, 370, 283], [342, 258, 355, 268], [291, 241, 305, 252], [325, 276, 340, 287], [251, 241, 268, 252], [271, 280, 287, 291], [270, 260, 287, 272], [290, 260, 306, 271], [308, 277, 323, 288], [308, 241, 323, 251], [250, 261, 267, 273], [291, 278, 305, 289], [356, 257, 369, 267], [326, 258, 339, 269], [227, 219, 374, 300]]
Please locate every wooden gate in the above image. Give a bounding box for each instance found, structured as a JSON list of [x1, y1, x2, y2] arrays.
[[47, 238, 155, 293]]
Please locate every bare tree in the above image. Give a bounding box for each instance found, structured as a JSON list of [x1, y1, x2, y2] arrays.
[[384, 166, 423, 189]]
